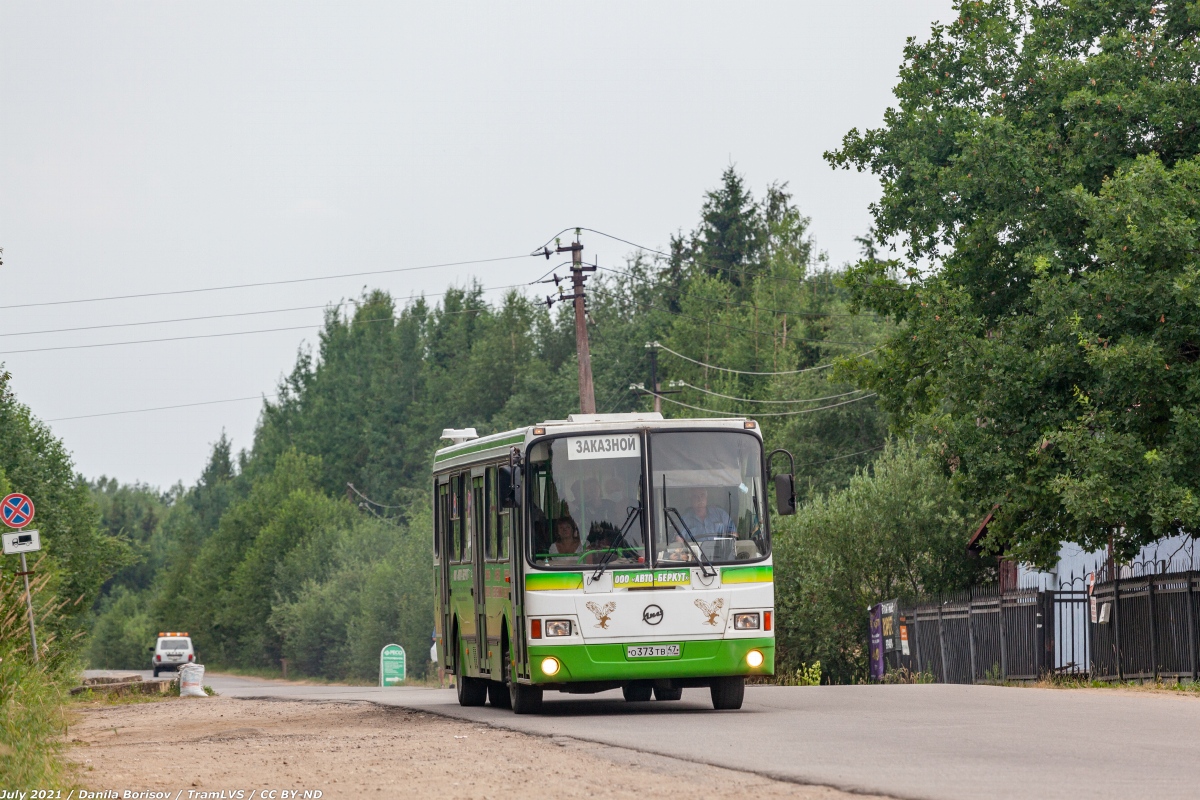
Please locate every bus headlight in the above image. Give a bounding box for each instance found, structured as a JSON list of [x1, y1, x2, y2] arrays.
[[545, 620, 572, 637], [746, 649, 765, 668], [734, 612, 760, 630], [541, 656, 561, 676]]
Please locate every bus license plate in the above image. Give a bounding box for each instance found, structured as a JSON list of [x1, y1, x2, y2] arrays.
[[626, 644, 681, 659]]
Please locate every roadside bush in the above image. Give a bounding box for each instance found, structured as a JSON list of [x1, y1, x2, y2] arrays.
[[776, 661, 822, 687], [0, 571, 77, 789], [0, 376, 124, 789], [271, 499, 433, 682], [345, 501, 434, 681], [773, 440, 985, 683]]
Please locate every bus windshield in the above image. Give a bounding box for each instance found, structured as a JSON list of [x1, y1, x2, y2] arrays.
[[650, 431, 767, 565], [527, 433, 645, 568]]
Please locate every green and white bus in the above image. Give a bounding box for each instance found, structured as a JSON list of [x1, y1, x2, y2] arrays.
[[432, 412, 791, 713]]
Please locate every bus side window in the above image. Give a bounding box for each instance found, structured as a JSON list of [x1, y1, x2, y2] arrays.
[[450, 475, 462, 563], [460, 475, 472, 562], [484, 467, 497, 561], [493, 467, 510, 560], [473, 475, 487, 561], [484, 465, 508, 561], [435, 481, 446, 560]]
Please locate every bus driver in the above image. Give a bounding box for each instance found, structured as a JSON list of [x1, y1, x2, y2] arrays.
[[680, 487, 734, 537]]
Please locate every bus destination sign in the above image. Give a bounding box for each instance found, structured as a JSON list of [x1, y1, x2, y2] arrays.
[[567, 434, 640, 460]]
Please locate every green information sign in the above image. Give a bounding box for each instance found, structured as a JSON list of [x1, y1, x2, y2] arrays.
[[380, 643, 406, 687]]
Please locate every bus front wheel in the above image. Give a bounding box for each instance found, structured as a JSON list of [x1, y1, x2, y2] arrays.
[[653, 683, 683, 701], [710, 676, 744, 710], [509, 682, 543, 714], [622, 683, 653, 702]]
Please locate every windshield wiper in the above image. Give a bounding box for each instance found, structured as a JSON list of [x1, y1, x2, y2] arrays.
[[591, 503, 642, 582], [660, 479, 718, 578]]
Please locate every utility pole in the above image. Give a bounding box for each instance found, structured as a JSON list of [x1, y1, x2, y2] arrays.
[[633, 342, 679, 414], [647, 342, 662, 414], [540, 231, 597, 414], [20, 552, 37, 663]]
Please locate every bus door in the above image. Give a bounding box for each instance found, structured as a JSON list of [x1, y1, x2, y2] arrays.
[[470, 469, 490, 677], [435, 477, 452, 671], [510, 459, 530, 681]]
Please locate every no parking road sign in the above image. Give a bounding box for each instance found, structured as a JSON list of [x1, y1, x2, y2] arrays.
[[3, 493, 40, 664], [1, 493, 34, 529]]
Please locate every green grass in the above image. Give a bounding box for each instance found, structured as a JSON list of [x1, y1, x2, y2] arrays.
[[0, 570, 78, 790], [1037, 674, 1200, 694], [0, 656, 74, 789]]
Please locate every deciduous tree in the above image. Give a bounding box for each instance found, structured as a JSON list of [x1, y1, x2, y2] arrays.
[[828, 0, 1200, 563]]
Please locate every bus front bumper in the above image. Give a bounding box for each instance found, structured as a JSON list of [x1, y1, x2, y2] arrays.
[[527, 637, 774, 683]]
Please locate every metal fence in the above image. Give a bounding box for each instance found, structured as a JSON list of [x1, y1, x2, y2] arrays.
[[882, 562, 1200, 683], [1090, 565, 1200, 681], [887, 586, 1066, 682]]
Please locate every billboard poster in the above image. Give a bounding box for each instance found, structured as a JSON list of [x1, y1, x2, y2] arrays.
[[879, 599, 898, 652]]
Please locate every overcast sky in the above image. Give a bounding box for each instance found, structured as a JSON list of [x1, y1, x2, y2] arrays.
[[1, 1, 952, 490]]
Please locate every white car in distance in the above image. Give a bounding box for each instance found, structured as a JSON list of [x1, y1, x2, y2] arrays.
[[151, 632, 195, 677]]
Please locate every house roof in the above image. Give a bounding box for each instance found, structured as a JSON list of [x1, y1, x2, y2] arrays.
[[966, 506, 999, 555]]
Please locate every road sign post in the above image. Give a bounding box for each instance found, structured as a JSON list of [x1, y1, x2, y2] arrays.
[[18, 552, 37, 662], [380, 644, 406, 687], [1, 494, 38, 664]]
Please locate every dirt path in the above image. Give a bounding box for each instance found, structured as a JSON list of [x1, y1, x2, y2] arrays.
[[65, 696, 880, 799]]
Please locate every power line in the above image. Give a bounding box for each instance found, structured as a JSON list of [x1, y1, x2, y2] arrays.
[[46, 394, 278, 422], [0, 254, 532, 311], [0, 284, 534, 351], [798, 444, 886, 468], [655, 342, 877, 376], [588, 285, 869, 346], [595, 264, 876, 320], [346, 483, 406, 509], [671, 380, 869, 405], [0, 302, 348, 338], [576, 227, 848, 293], [0, 318, 393, 356], [652, 390, 877, 417], [6, 289, 527, 338]]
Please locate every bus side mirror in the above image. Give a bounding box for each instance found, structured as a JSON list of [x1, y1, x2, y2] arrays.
[[774, 473, 796, 516], [499, 466, 519, 508]]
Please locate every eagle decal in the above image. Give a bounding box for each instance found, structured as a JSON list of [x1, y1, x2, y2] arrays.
[[586, 601, 617, 629], [695, 598, 724, 626]]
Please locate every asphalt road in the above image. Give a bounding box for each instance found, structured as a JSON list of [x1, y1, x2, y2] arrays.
[[97, 670, 1199, 800]]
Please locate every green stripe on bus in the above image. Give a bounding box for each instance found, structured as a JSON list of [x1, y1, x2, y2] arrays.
[[721, 565, 773, 583], [527, 637, 775, 683], [525, 572, 584, 591], [433, 433, 526, 464]]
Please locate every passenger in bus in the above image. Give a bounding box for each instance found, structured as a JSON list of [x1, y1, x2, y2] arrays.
[[572, 477, 621, 532], [548, 518, 582, 556], [679, 487, 735, 537]]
